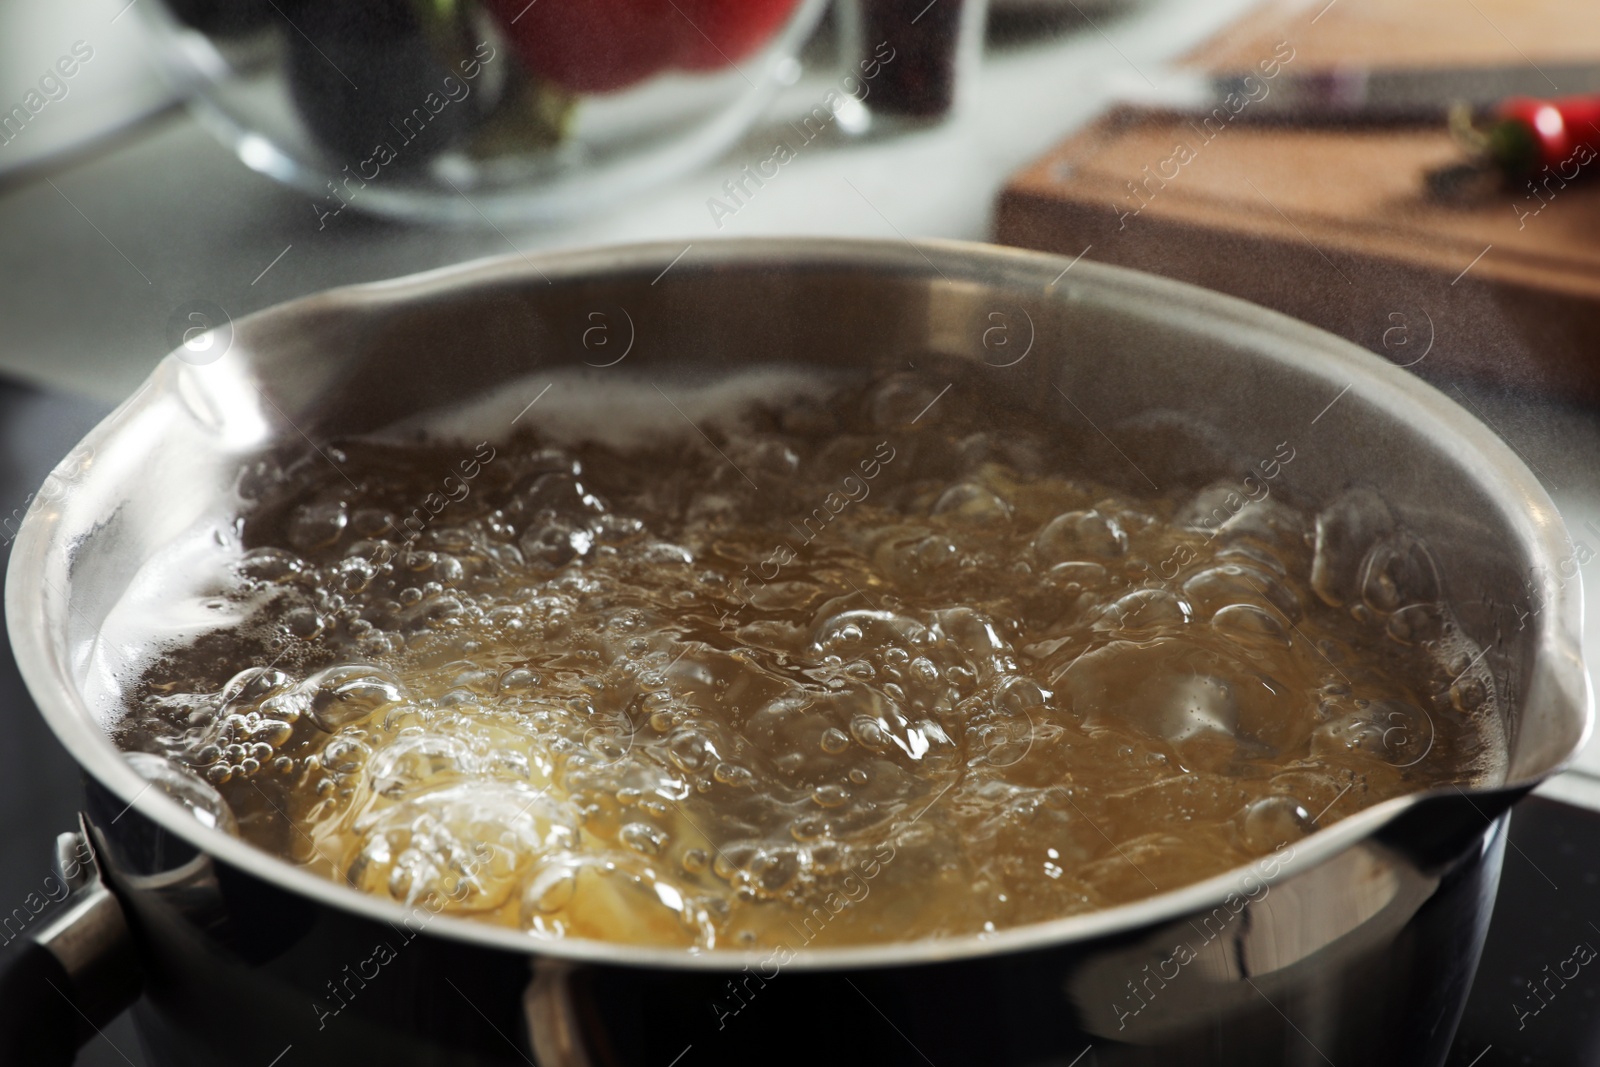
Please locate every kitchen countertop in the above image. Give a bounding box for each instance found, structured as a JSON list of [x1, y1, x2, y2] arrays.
[[3, 0, 1600, 1063]]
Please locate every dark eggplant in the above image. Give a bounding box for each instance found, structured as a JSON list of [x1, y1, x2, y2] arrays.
[[160, 0, 289, 38], [285, 0, 493, 171]]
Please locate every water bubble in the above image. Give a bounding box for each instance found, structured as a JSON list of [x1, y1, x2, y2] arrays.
[[621, 822, 669, 855], [746, 848, 802, 895], [238, 548, 305, 584], [519, 518, 590, 569], [514, 471, 603, 517], [1045, 561, 1108, 591], [594, 514, 646, 543], [1312, 700, 1432, 767], [123, 752, 239, 835], [1241, 795, 1314, 851], [813, 610, 929, 656], [1451, 678, 1487, 713], [1034, 509, 1128, 562], [249, 720, 293, 748], [932, 483, 1013, 525], [220, 666, 293, 705], [284, 607, 325, 639], [811, 784, 851, 808], [1386, 603, 1447, 645], [500, 668, 540, 691], [336, 556, 377, 594], [451, 669, 499, 695], [979, 714, 1037, 769], [1061, 640, 1251, 768], [583, 722, 634, 764], [1181, 488, 1305, 548], [1183, 564, 1301, 621], [369, 735, 473, 796], [1359, 533, 1441, 614], [713, 763, 756, 789], [850, 716, 889, 751], [1211, 603, 1290, 647], [288, 501, 349, 552], [1097, 588, 1191, 632], [875, 533, 960, 588], [1310, 487, 1396, 608], [433, 555, 466, 584], [524, 859, 581, 915], [1215, 543, 1288, 578], [668, 731, 714, 773], [301, 665, 406, 731]]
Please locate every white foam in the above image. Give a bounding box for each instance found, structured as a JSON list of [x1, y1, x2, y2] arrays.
[[84, 521, 256, 729], [382, 366, 841, 450]]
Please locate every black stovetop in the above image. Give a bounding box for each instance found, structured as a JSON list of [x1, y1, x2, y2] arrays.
[[0, 374, 1595, 1067]]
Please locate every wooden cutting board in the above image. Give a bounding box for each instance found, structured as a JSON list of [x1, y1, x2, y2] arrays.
[[994, 0, 1600, 403], [1183, 0, 1600, 72]]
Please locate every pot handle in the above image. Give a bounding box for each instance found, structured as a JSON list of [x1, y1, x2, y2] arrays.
[[0, 939, 91, 1065], [0, 817, 140, 1066]]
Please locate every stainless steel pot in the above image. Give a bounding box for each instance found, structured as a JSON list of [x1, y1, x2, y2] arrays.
[[4, 238, 1591, 1067]]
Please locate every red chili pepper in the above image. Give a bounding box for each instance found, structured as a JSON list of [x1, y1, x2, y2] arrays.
[[1481, 94, 1600, 175], [485, 0, 799, 94]]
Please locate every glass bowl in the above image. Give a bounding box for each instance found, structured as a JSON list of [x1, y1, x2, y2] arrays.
[[143, 0, 829, 224]]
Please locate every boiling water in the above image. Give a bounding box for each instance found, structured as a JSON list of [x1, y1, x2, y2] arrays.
[[117, 370, 1501, 949]]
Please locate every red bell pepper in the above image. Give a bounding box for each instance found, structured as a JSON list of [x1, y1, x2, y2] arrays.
[[486, 0, 800, 94], [676, 0, 802, 71]]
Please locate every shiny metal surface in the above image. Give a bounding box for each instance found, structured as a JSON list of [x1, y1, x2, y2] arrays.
[[32, 819, 138, 1042], [6, 238, 1593, 1065], [1206, 63, 1600, 123]]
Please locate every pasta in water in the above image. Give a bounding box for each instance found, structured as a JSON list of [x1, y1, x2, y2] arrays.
[[118, 369, 1499, 949]]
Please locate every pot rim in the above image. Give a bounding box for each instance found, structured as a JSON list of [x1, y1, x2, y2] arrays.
[[8, 236, 1592, 972]]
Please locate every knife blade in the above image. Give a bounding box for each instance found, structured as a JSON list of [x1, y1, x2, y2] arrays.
[[1199, 62, 1600, 124]]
